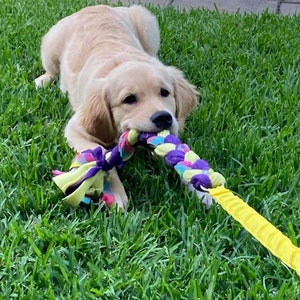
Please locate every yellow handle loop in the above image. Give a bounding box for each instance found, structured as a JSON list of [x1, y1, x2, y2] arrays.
[[209, 186, 300, 275]]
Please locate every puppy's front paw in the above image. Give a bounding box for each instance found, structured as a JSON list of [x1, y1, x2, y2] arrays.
[[186, 182, 214, 209], [34, 72, 55, 88], [110, 192, 128, 211], [107, 169, 129, 211]]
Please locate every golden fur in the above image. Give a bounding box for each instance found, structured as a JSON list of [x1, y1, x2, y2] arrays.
[[35, 5, 198, 209]]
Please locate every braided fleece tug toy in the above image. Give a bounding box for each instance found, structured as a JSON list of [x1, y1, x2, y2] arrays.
[[53, 130, 300, 275]]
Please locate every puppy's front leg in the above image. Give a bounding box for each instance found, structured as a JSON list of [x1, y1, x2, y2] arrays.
[[65, 114, 128, 210]]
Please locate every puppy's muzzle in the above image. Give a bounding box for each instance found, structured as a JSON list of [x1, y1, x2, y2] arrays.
[[150, 110, 173, 130]]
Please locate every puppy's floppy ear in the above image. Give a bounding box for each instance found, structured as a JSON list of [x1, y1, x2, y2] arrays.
[[80, 79, 117, 146], [168, 67, 198, 129]]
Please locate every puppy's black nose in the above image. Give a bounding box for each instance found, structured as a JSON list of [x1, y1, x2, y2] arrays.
[[150, 111, 173, 129]]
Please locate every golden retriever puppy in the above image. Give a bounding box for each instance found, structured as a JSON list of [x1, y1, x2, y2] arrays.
[[35, 5, 198, 209]]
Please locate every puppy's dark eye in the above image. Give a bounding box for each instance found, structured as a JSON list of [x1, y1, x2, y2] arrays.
[[123, 94, 137, 104], [160, 88, 170, 97]]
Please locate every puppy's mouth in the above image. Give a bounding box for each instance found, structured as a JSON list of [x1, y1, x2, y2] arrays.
[[121, 111, 179, 135], [123, 124, 178, 135]]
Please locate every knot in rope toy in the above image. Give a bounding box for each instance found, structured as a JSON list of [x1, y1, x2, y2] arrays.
[[53, 129, 300, 276]]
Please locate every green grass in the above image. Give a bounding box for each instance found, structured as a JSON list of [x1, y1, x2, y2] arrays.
[[1, 0, 300, 298]]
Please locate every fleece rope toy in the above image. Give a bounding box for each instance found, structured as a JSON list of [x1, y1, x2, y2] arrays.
[[53, 130, 300, 275]]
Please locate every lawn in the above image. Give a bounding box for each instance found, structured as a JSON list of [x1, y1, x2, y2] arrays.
[[0, 0, 299, 299]]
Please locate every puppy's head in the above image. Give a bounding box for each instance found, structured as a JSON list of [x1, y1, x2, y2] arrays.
[[81, 61, 198, 146]]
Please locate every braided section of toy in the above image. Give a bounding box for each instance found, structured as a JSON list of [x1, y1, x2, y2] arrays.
[[144, 130, 226, 190]]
